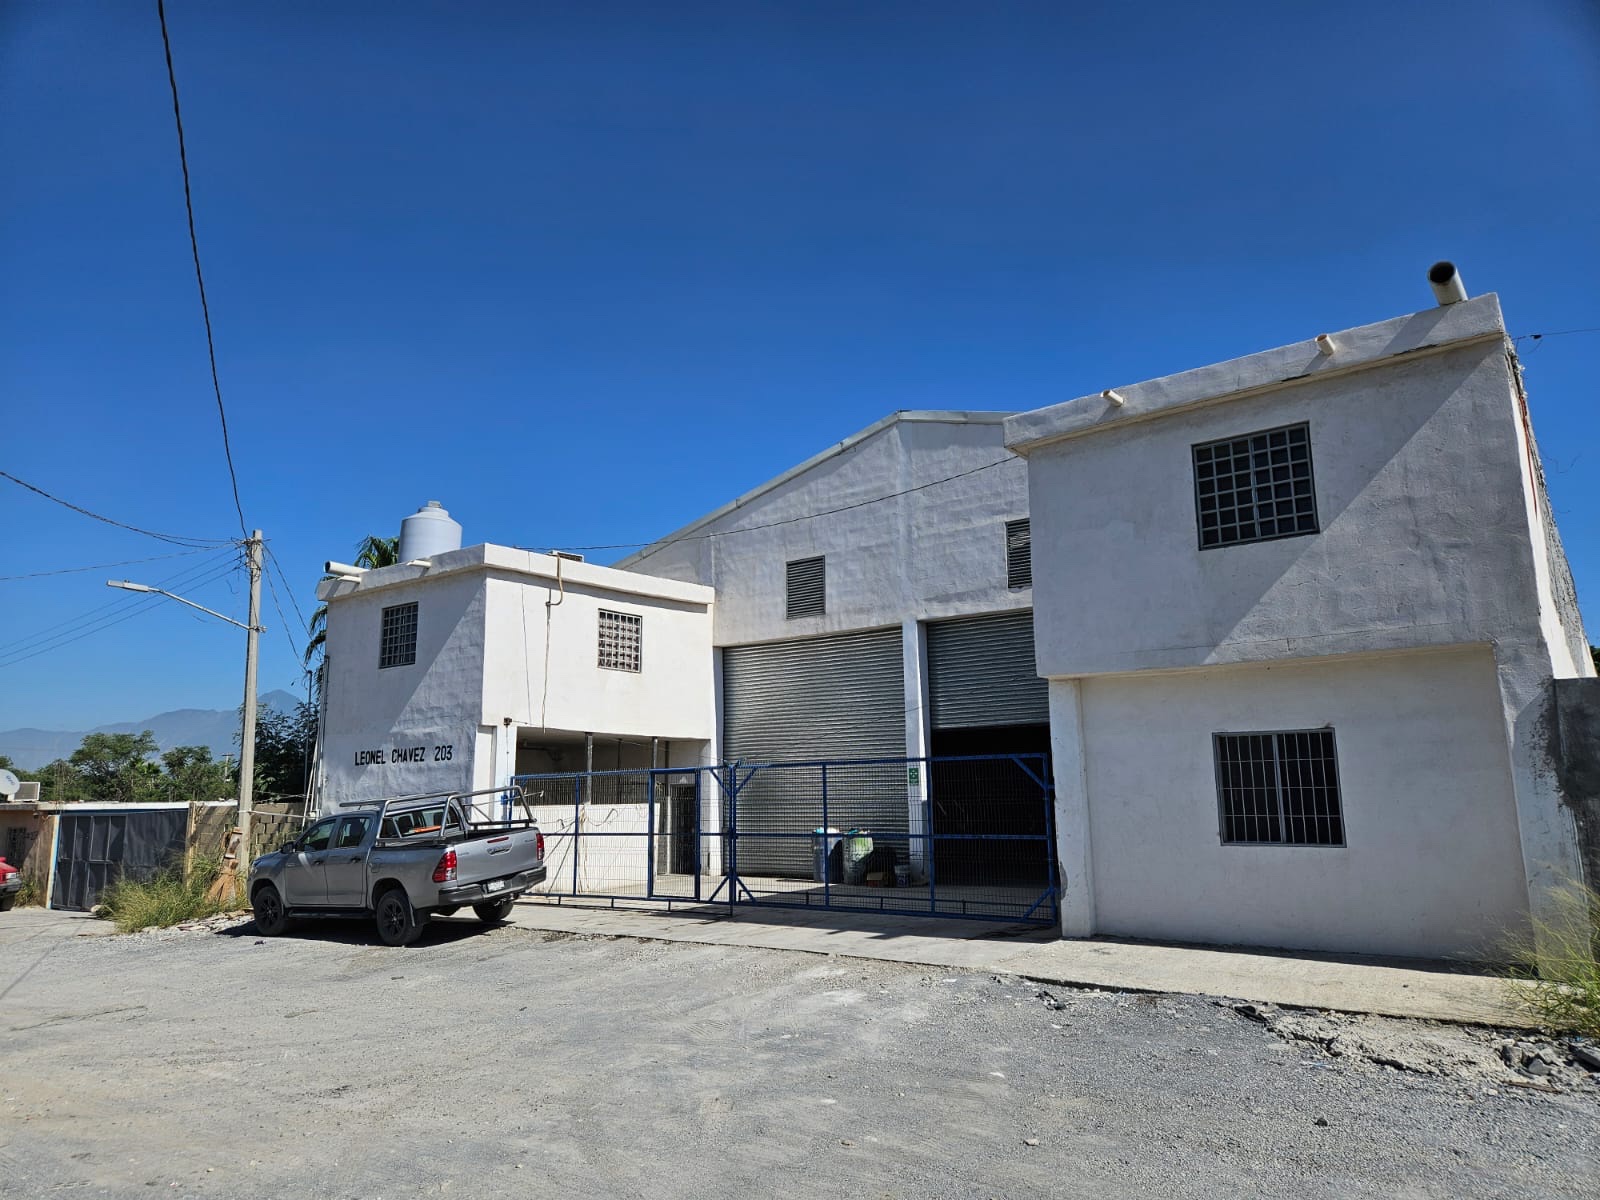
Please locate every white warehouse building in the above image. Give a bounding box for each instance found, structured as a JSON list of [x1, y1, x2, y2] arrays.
[[313, 273, 1594, 960]]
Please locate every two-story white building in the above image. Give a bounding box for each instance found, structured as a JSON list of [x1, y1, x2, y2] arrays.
[[316, 541, 716, 811], [1005, 290, 1592, 959]]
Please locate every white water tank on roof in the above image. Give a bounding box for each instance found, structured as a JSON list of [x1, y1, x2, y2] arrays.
[[399, 501, 462, 562]]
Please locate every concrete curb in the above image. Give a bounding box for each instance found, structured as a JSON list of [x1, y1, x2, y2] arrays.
[[508, 900, 1532, 1028]]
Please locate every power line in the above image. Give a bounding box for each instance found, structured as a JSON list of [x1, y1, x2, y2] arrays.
[[0, 546, 219, 582], [1, 469, 234, 547], [157, 0, 248, 539], [524, 454, 1025, 561], [0, 549, 240, 658], [0, 547, 241, 659], [262, 560, 310, 673], [0, 555, 242, 670], [1516, 325, 1600, 341], [264, 546, 309, 633]]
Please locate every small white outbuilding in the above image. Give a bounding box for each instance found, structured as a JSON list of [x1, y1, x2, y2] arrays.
[[315, 543, 715, 812]]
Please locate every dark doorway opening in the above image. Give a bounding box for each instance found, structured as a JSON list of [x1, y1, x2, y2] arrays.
[[668, 784, 698, 875], [927, 724, 1051, 887]]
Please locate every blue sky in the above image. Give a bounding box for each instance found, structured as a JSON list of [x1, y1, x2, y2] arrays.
[[2, 0, 1598, 732]]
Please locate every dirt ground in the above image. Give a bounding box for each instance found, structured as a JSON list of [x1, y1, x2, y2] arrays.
[[1, 909, 1597, 1199]]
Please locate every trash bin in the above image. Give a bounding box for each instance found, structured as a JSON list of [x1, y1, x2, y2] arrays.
[[842, 831, 874, 885], [812, 828, 843, 882]]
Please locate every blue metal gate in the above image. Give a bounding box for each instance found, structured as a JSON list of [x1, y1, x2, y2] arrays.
[[509, 766, 723, 909], [509, 754, 1057, 926]]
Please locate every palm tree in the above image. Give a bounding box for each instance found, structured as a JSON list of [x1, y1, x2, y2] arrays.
[[304, 534, 401, 670]]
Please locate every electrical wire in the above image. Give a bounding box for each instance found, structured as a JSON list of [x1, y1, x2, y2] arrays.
[[0, 555, 242, 670], [0, 547, 242, 660], [0, 546, 219, 582], [523, 454, 1024, 560], [157, 0, 249, 539], [1515, 325, 1600, 342], [264, 546, 310, 633], [262, 561, 312, 674], [1, 469, 234, 547], [0, 547, 240, 656]]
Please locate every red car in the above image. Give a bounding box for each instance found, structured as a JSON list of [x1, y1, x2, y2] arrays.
[[0, 856, 20, 911]]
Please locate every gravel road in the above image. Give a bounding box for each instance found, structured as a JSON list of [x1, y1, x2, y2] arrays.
[[1, 910, 1596, 1199]]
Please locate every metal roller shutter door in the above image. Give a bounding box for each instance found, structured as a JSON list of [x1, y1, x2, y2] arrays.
[[723, 627, 906, 876], [927, 610, 1048, 729]]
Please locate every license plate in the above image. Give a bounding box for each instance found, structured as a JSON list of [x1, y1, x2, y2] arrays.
[[484, 879, 505, 892]]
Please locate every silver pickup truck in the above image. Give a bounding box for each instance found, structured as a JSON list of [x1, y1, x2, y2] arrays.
[[248, 787, 545, 946]]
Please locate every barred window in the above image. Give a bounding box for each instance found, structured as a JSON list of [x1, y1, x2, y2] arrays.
[[1193, 423, 1319, 549], [598, 610, 642, 672], [786, 555, 825, 619], [1005, 518, 1032, 590], [378, 602, 418, 669], [1214, 729, 1344, 846]]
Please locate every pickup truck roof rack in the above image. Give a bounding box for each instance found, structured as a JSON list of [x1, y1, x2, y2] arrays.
[[338, 784, 526, 812]]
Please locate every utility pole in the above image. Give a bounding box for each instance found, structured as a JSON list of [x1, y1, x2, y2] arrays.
[[106, 543, 266, 892], [237, 530, 263, 880]]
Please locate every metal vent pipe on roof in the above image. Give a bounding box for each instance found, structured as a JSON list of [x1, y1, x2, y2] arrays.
[[1428, 261, 1468, 306]]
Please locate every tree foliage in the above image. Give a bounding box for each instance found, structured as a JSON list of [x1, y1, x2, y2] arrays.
[[67, 731, 162, 804], [251, 702, 318, 800], [160, 745, 235, 804], [304, 534, 400, 670], [15, 699, 321, 807], [27, 731, 223, 805]]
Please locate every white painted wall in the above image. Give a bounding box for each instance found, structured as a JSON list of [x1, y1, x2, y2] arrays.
[[320, 570, 486, 809], [620, 413, 1033, 647], [1019, 330, 1551, 677], [481, 574, 714, 742], [1076, 647, 1529, 959], [317, 546, 714, 814]]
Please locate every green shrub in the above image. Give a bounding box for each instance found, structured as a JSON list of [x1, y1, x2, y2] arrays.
[[16, 877, 42, 907], [1506, 880, 1600, 1037], [98, 855, 238, 933]]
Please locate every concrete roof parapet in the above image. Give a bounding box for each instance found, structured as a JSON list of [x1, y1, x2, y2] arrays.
[[316, 542, 715, 607], [1005, 294, 1507, 454]]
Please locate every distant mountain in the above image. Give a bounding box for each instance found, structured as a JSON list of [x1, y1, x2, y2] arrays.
[[0, 690, 303, 770]]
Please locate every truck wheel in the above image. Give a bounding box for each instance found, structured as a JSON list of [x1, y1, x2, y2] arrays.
[[375, 888, 424, 947], [252, 884, 290, 936], [0, 895, 16, 912], [473, 897, 514, 924]]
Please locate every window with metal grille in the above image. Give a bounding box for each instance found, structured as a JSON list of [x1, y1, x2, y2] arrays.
[[597, 609, 643, 672], [378, 602, 418, 669], [1214, 729, 1344, 846], [1193, 423, 1319, 549], [785, 555, 825, 619], [1005, 518, 1032, 589]]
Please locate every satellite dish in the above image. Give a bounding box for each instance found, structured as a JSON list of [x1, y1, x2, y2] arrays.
[[0, 769, 19, 799]]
